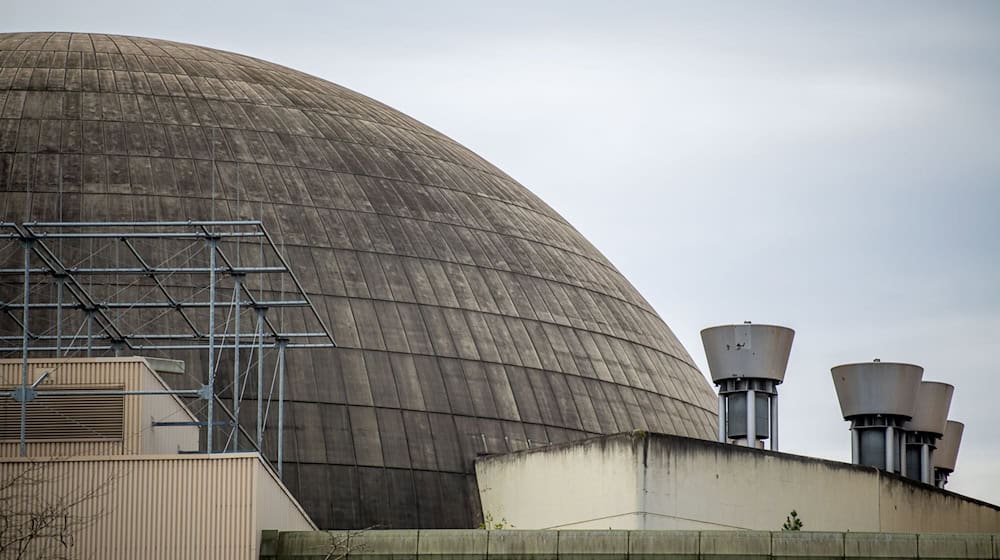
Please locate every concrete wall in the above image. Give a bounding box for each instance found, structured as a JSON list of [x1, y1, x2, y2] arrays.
[[474, 434, 646, 529], [475, 432, 1000, 533], [261, 530, 1000, 560]]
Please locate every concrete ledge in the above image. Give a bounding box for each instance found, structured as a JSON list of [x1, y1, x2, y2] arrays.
[[772, 532, 844, 560], [271, 531, 350, 558], [628, 531, 699, 560], [488, 530, 558, 560], [700, 531, 771, 560], [918, 534, 993, 560], [557, 530, 628, 560], [263, 530, 1000, 560], [845, 533, 917, 559], [352, 530, 420, 560], [418, 529, 489, 560]]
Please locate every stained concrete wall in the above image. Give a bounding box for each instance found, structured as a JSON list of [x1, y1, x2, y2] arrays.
[[261, 530, 1000, 560], [475, 433, 1000, 533]]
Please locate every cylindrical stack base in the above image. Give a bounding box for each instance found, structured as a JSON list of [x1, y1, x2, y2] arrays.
[[904, 432, 937, 485], [718, 379, 778, 450], [849, 415, 906, 474], [934, 468, 951, 488]]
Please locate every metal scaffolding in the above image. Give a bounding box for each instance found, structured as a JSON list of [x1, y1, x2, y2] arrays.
[[0, 220, 336, 477]]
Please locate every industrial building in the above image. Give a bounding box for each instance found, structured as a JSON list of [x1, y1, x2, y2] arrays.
[[0, 31, 719, 530], [1, 31, 998, 559]]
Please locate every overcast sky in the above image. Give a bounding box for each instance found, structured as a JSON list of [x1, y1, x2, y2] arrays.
[[6, 1, 999, 503]]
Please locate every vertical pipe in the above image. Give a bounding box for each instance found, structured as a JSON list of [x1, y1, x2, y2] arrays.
[[746, 389, 756, 448], [277, 339, 287, 479], [770, 393, 779, 452], [85, 311, 93, 357], [921, 445, 931, 484], [885, 426, 895, 473], [717, 393, 726, 443], [899, 433, 908, 478], [851, 426, 860, 464], [206, 238, 218, 454], [19, 239, 32, 457], [231, 276, 242, 452], [256, 308, 265, 451], [55, 277, 63, 356]]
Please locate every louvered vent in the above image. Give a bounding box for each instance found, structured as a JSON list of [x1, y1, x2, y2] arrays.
[[1, 386, 125, 441]]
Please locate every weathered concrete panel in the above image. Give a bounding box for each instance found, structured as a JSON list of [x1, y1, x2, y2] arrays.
[[771, 532, 844, 560], [917, 534, 993, 560], [487, 531, 558, 560], [699, 531, 771, 560], [273, 531, 351, 559], [556, 530, 629, 560], [476, 436, 643, 530], [476, 433, 1000, 533], [264, 530, 1000, 560], [418, 529, 489, 560], [628, 531, 699, 560], [351, 530, 420, 560], [844, 533, 917, 560], [879, 476, 1000, 533]]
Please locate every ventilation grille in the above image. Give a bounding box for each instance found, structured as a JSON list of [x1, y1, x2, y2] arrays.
[[1, 386, 125, 441]]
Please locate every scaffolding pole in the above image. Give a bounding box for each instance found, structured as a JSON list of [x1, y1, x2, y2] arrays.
[[277, 338, 287, 479], [256, 308, 266, 451], [231, 274, 243, 452], [19, 239, 32, 457], [206, 237, 219, 454]]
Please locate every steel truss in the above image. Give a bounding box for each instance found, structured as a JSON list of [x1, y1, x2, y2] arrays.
[[0, 220, 336, 478]]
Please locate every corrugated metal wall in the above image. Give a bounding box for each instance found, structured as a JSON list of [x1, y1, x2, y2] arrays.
[[1, 359, 144, 456], [1, 454, 260, 560], [141, 368, 200, 454], [1, 358, 198, 457]]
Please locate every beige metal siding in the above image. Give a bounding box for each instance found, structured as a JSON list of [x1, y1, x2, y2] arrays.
[[255, 460, 317, 534], [140, 367, 199, 455], [1, 359, 143, 454], [1, 358, 197, 457], [0, 440, 125, 458], [0, 385, 125, 440], [1, 454, 261, 560]]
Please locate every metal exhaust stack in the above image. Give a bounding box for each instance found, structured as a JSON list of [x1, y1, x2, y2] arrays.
[[701, 322, 794, 450], [831, 360, 922, 474], [902, 381, 954, 484], [932, 420, 964, 488]]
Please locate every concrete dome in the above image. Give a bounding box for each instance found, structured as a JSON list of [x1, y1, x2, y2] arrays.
[[0, 32, 718, 528]]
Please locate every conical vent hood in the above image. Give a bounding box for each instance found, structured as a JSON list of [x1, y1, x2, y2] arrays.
[[701, 323, 794, 383], [933, 420, 965, 473], [903, 381, 954, 437], [831, 361, 923, 419]]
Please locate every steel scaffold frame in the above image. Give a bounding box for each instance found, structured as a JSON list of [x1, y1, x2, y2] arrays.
[[0, 220, 336, 479]]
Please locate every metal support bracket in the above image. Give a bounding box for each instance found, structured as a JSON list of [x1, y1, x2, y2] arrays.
[[11, 386, 37, 402], [197, 385, 213, 400]]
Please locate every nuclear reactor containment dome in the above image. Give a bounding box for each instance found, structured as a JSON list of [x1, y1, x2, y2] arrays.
[[0, 32, 719, 529]]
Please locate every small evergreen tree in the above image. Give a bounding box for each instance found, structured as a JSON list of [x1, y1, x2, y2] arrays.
[[782, 510, 804, 531]]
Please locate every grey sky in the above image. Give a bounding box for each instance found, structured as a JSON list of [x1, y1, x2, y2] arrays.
[[6, 1, 999, 503]]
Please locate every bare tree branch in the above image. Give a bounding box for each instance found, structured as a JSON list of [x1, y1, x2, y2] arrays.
[[0, 459, 118, 560]]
